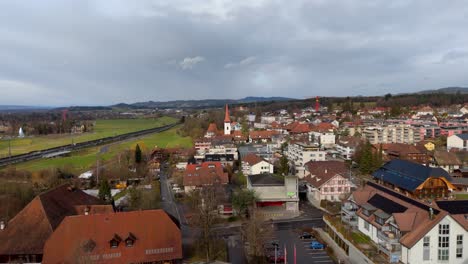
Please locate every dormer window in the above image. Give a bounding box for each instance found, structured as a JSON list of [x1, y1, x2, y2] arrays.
[[109, 234, 122, 248], [125, 232, 137, 247]]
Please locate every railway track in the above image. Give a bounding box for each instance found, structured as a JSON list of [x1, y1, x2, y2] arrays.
[[0, 122, 181, 167]]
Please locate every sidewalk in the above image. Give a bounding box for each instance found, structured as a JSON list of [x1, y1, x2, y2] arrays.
[[315, 227, 351, 264]]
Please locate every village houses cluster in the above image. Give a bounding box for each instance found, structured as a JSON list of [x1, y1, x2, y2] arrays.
[[1, 101, 468, 263]]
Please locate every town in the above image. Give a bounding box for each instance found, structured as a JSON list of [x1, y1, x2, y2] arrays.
[[1, 1, 468, 263], [0, 93, 467, 264]]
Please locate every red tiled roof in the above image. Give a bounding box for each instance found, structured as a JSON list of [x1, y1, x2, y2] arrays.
[[303, 161, 348, 188], [0, 185, 107, 257], [207, 123, 218, 133], [242, 153, 265, 166], [183, 162, 228, 187], [42, 210, 182, 264], [311, 123, 335, 132], [249, 130, 278, 140]]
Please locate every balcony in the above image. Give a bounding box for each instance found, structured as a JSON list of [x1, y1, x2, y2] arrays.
[[341, 213, 358, 227], [378, 242, 401, 261], [341, 204, 358, 216], [377, 230, 400, 244]]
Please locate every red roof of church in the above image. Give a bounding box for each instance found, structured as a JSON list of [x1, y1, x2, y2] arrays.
[[224, 104, 231, 122], [207, 123, 218, 133]]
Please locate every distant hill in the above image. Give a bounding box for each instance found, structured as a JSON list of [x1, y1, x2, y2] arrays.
[[416, 87, 468, 95], [113, 96, 296, 109], [0, 105, 52, 111]]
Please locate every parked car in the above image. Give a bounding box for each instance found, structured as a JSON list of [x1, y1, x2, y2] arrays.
[[267, 254, 285, 263], [310, 240, 325, 250], [299, 232, 313, 240]]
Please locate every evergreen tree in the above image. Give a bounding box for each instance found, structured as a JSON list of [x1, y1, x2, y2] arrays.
[[98, 179, 111, 201], [278, 156, 290, 175], [135, 144, 142, 164]]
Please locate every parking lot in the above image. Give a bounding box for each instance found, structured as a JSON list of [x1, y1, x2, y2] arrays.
[[272, 223, 334, 264]]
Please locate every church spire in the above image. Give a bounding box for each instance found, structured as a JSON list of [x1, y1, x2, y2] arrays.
[[224, 104, 231, 123]]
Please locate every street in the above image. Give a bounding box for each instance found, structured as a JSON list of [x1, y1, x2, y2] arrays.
[[159, 164, 333, 264]]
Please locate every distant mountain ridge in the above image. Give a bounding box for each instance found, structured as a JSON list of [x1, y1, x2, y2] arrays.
[[113, 96, 296, 109], [0, 105, 52, 111], [415, 87, 468, 95]]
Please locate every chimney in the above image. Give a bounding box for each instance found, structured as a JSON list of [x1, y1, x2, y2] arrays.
[[324, 169, 328, 174], [84, 206, 90, 216], [0, 221, 5, 230], [429, 208, 434, 220]]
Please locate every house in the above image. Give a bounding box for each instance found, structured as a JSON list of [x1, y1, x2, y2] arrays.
[[341, 182, 468, 264], [42, 210, 182, 264], [183, 162, 228, 192], [336, 136, 361, 160], [303, 161, 353, 202], [249, 130, 278, 143], [309, 126, 336, 149], [0, 185, 112, 263], [247, 174, 299, 218], [372, 159, 455, 198], [241, 153, 274, 175], [238, 145, 274, 162], [286, 142, 326, 178], [431, 150, 463, 173], [376, 143, 429, 165], [447, 134, 468, 151], [205, 123, 219, 138], [194, 144, 238, 165]]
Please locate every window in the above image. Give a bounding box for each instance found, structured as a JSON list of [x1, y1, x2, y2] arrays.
[[438, 236, 449, 248], [330, 187, 335, 192], [423, 236, 430, 261], [375, 217, 384, 225], [438, 249, 449, 261], [456, 235, 463, 258], [364, 221, 370, 231], [438, 224, 450, 261], [439, 224, 450, 235], [338, 187, 342, 192], [324, 187, 328, 192]]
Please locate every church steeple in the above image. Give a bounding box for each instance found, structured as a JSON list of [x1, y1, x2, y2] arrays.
[[224, 104, 231, 123], [224, 104, 231, 135]]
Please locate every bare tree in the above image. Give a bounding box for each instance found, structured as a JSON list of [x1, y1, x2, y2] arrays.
[[186, 184, 224, 262], [242, 208, 274, 264]]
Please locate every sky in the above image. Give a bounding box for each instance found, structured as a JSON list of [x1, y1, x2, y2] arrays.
[[1, 0, 468, 106]]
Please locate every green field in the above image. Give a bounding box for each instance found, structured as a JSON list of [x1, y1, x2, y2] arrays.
[[0, 117, 176, 157], [11, 126, 192, 174], [455, 193, 468, 200]]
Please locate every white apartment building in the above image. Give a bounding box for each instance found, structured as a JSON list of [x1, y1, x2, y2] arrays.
[[363, 124, 421, 144], [286, 142, 326, 178], [309, 131, 336, 149], [261, 115, 276, 124], [336, 136, 361, 160]]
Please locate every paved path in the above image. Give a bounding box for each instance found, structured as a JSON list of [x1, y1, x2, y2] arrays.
[[316, 228, 350, 264]]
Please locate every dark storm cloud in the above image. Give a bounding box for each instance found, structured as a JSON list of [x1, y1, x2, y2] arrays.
[[1, 0, 468, 106]]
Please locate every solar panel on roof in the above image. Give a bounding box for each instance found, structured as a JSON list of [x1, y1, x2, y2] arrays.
[[436, 200, 468, 214], [368, 194, 407, 214], [367, 182, 440, 214]]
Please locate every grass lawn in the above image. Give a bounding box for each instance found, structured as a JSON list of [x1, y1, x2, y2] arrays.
[[11, 126, 192, 174], [0, 116, 177, 157], [351, 231, 371, 244], [455, 193, 468, 200]]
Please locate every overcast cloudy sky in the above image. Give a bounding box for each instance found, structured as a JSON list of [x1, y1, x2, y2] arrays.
[[1, 0, 468, 106]]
